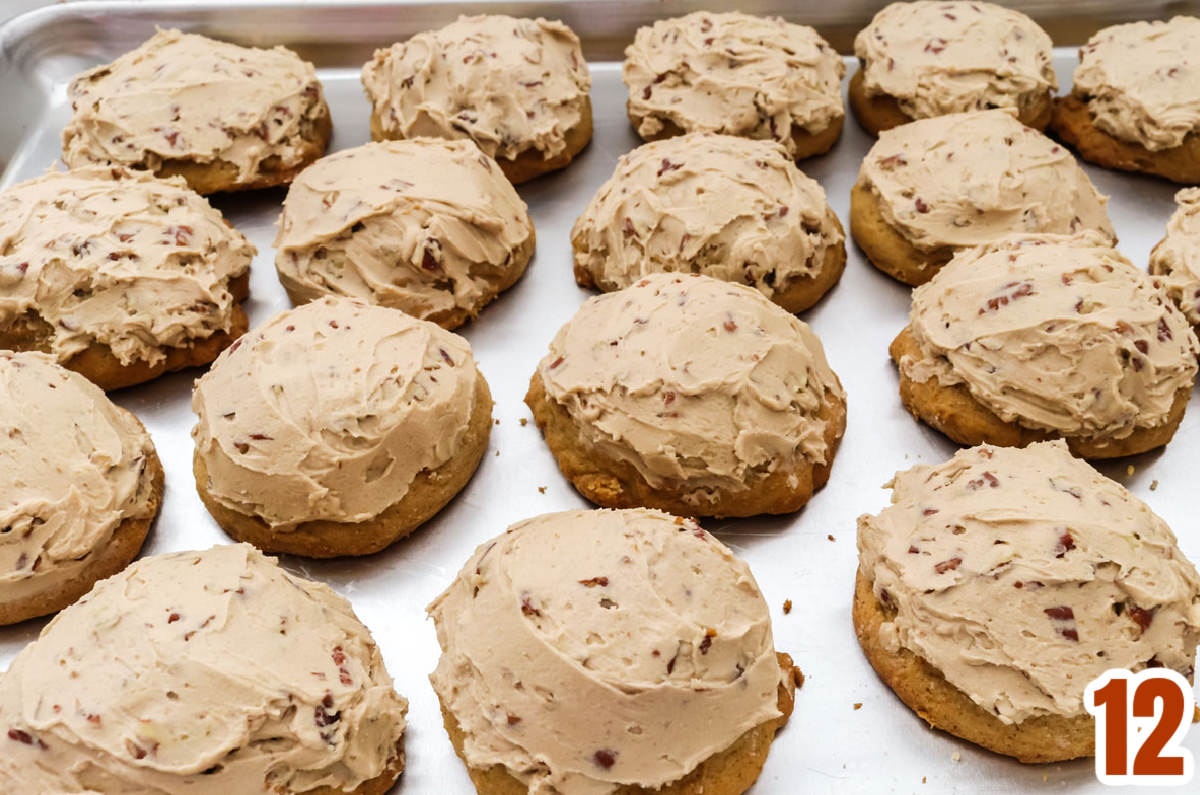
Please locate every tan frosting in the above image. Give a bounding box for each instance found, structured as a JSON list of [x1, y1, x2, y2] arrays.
[[623, 11, 844, 155], [1073, 17, 1200, 151], [572, 133, 842, 298], [274, 139, 533, 323], [537, 273, 842, 504], [0, 543, 407, 793], [192, 296, 478, 528], [0, 166, 254, 366], [63, 29, 327, 180], [902, 232, 1199, 439], [857, 110, 1115, 256], [1150, 188, 1200, 326], [854, 1, 1056, 119], [858, 441, 1200, 723], [429, 508, 785, 793], [0, 351, 155, 608], [362, 15, 591, 161]]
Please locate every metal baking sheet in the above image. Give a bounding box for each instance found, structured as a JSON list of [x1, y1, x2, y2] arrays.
[[2, 3, 1199, 792]]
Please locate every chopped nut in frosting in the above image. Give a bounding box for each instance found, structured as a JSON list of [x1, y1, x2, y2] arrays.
[[63, 29, 327, 183], [192, 296, 479, 528], [274, 139, 533, 327], [902, 232, 1199, 439], [0, 167, 254, 366], [624, 11, 844, 155], [858, 441, 1200, 723], [857, 110, 1114, 256], [854, 1, 1056, 120], [572, 133, 842, 301], [537, 273, 843, 505], [362, 15, 591, 162], [0, 352, 155, 609], [430, 508, 787, 792], [0, 543, 407, 793], [1073, 17, 1200, 151], [1151, 188, 1200, 327]]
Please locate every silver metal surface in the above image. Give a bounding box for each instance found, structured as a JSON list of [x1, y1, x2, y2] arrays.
[[0, 3, 1198, 793]]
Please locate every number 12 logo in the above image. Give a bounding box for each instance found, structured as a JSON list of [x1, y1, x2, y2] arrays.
[[1085, 668, 1195, 786]]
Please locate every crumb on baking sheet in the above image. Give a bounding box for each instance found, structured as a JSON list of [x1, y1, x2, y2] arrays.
[[519, 417, 528, 426], [922, 777, 927, 785], [1127, 464, 1135, 476], [538, 486, 546, 494], [827, 534, 835, 542], [494, 418, 500, 425], [783, 599, 792, 614], [1150, 479, 1159, 491], [853, 702, 862, 711], [494, 450, 499, 456], [951, 752, 961, 763]]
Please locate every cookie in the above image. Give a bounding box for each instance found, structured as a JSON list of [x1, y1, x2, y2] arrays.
[[850, 110, 1114, 285], [62, 29, 331, 195], [0, 352, 161, 626], [891, 232, 1198, 458], [572, 133, 845, 312], [0, 167, 254, 390], [192, 297, 492, 558], [1150, 188, 1200, 331], [526, 273, 845, 517], [855, 441, 1200, 762], [1050, 17, 1200, 183], [0, 543, 408, 792], [429, 508, 801, 794], [274, 139, 535, 330], [850, 1, 1055, 135], [624, 11, 844, 160], [362, 15, 592, 184]]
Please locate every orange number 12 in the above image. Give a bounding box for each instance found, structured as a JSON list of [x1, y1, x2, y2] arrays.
[[1085, 668, 1195, 786]]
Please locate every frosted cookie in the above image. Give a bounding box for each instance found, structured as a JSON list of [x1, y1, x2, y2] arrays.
[[192, 297, 492, 558], [1051, 17, 1200, 183], [855, 441, 1200, 762], [850, 110, 1115, 286], [430, 508, 801, 794], [850, 1, 1056, 135], [891, 232, 1199, 458], [526, 273, 845, 517], [362, 15, 592, 184], [624, 11, 844, 159], [573, 133, 845, 312], [62, 29, 331, 195], [0, 167, 254, 390], [0, 352, 161, 626], [0, 543, 408, 793], [1150, 188, 1200, 332], [274, 139, 534, 330]]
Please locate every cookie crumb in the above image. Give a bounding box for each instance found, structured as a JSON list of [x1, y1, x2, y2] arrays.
[[922, 777, 927, 785], [951, 752, 961, 763], [827, 534, 835, 542], [1127, 464, 1135, 476], [538, 486, 547, 494], [853, 702, 862, 710], [1150, 479, 1159, 491], [494, 418, 500, 425], [782, 599, 792, 614], [494, 450, 499, 456], [519, 417, 528, 426]]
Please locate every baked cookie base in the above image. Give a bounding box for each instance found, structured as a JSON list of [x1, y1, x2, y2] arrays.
[[307, 737, 406, 795], [0, 434, 163, 626], [848, 69, 1053, 136], [370, 99, 593, 185], [890, 325, 1191, 459], [625, 108, 843, 161], [195, 371, 494, 558], [437, 652, 799, 795], [525, 370, 846, 518], [574, 212, 847, 314], [852, 570, 1093, 763], [1050, 93, 1200, 184], [849, 181, 954, 286], [157, 106, 333, 195]]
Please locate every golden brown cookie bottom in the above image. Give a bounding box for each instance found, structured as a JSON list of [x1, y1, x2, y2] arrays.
[[847, 69, 1053, 137], [890, 325, 1191, 458], [625, 108, 843, 161], [371, 99, 593, 185], [0, 271, 251, 391], [281, 222, 536, 333], [574, 212, 847, 314], [852, 569, 1093, 763], [0, 435, 162, 626], [525, 370, 845, 518], [849, 181, 954, 287], [438, 652, 799, 795], [1050, 93, 1200, 184], [156, 105, 333, 195], [305, 737, 406, 795], [195, 371, 493, 558]]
